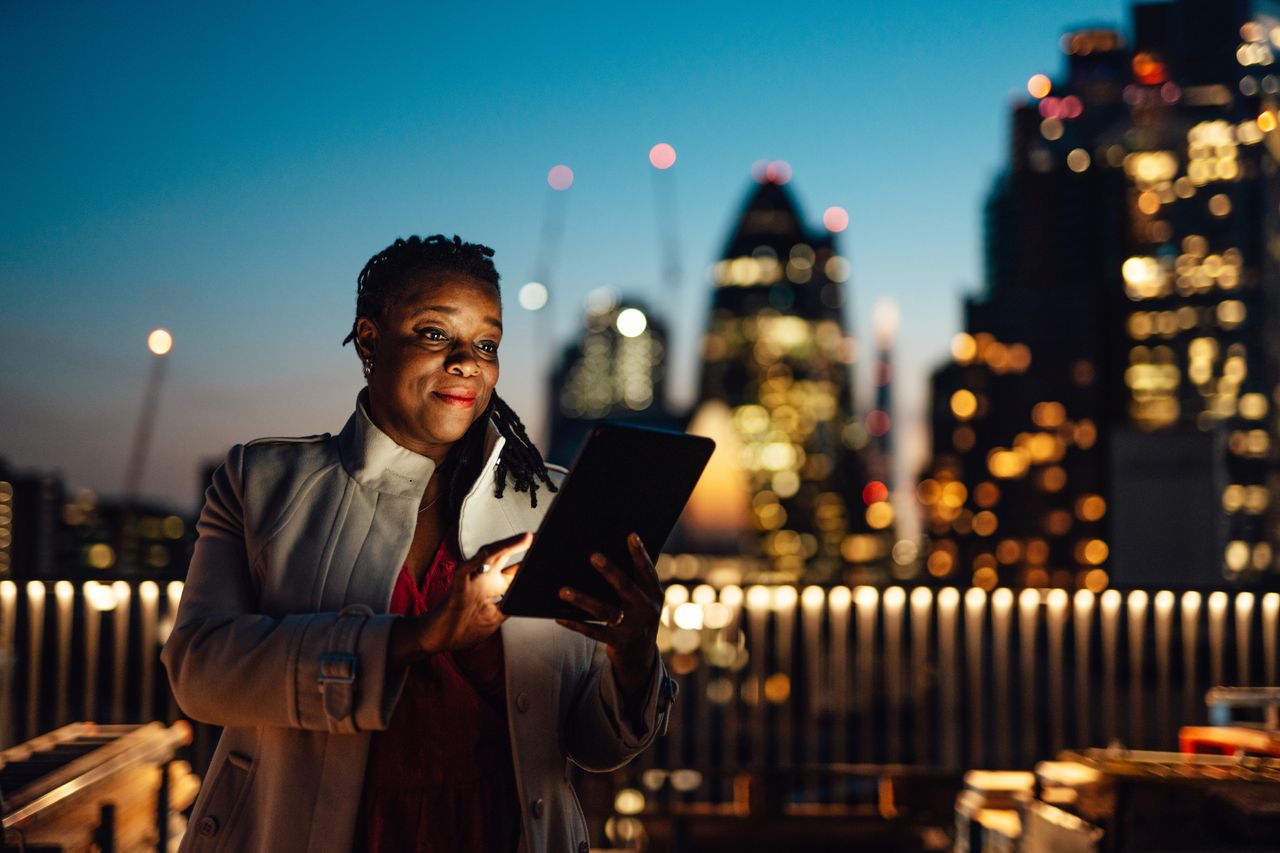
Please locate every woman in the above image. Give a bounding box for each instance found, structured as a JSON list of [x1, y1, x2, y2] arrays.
[[162, 235, 673, 853]]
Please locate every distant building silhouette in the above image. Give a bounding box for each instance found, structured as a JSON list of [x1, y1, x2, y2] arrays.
[[546, 294, 683, 468], [0, 458, 191, 582], [922, 0, 1280, 589], [684, 173, 891, 582], [0, 459, 65, 581]]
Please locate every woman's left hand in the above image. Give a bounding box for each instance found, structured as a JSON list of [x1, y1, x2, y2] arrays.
[[556, 532, 662, 698]]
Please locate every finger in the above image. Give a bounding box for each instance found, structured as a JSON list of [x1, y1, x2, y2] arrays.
[[478, 559, 522, 580], [473, 532, 533, 573], [555, 618, 616, 645], [558, 587, 618, 622], [589, 553, 644, 605], [627, 532, 662, 598]]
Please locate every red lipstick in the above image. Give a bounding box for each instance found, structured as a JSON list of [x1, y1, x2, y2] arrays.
[[434, 389, 477, 408]]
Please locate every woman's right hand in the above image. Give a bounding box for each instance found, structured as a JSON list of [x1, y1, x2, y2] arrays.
[[388, 531, 532, 668]]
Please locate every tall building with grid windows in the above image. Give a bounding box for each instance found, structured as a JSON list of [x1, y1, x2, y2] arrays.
[[683, 172, 892, 582], [923, 0, 1280, 590]]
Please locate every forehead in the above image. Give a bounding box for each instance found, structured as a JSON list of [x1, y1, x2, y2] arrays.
[[390, 272, 502, 319]]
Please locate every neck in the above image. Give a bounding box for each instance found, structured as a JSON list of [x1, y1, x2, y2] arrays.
[[418, 475, 444, 512]]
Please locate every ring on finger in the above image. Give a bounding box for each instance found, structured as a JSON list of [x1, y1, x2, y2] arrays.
[[611, 610, 626, 627], [477, 562, 494, 575]]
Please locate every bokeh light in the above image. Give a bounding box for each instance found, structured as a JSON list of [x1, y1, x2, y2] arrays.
[[862, 481, 889, 505], [147, 328, 173, 356], [1027, 73, 1052, 99], [547, 164, 574, 190], [518, 281, 549, 311], [822, 206, 849, 232], [751, 159, 792, 184], [615, 307, 648, 337], [649, 143, 677, 169]]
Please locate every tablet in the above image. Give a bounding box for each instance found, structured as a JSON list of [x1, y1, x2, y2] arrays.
[[500, 422, 714, 620]]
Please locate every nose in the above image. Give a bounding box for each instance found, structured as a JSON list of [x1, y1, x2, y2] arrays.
[[444, 347, 480, 377]]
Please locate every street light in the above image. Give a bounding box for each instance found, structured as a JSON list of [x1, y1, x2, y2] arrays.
[[122, 329, 174, 561]]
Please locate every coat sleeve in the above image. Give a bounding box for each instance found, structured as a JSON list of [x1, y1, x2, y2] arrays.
[[562, 636, 674, 772], [160, 445, 405, 733]]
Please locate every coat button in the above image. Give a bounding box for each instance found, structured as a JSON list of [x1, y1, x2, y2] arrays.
[[531, 797, 544, 818], [196, 816, 219, 837], [578, 842, 589, 853], [516, 692, 530, 713]]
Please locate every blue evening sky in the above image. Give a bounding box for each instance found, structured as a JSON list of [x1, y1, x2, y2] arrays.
[[0, 0, 1125, 511]]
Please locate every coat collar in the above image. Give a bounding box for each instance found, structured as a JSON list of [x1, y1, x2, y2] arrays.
[[337, 391, 506, 499]]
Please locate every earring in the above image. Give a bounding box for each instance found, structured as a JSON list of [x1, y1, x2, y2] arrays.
[[362, 359, 373, 378]]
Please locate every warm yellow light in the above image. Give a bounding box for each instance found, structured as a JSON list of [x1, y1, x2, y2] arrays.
[[772, 585, 798, 610], [972, 511, 998, 537], [1081, 539, 1109, 565], [1067, 148, 1091, 172], [927, 549, 954, 577], [86, 543, 115, 569], [615, 788, 646, 815], [1122, 256, 1167, 299], [672, 602, 704, 630], [1083, 569, 1109, 592], [1076, 495, 1106, 521], [950, 389, 978, 420], [83, 580, 117, 611], [147, 328, 173, 356], [1031, 401, 1066, 428], [987, 448, 1030, 479], [972, 567, 998, 590], [1259, 111, 1277, 133], [1239, 392, 1268, 419], [1226, 540, 1251, 572], [745, 585, 771, 610], [1027, 74, 1052, 99], [951, 332, 977, 364], [764, 673, 791, 703], [1137, 191, 1161, 215], [865, 501, 895, 529]]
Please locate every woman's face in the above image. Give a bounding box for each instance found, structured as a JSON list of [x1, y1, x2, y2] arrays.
[[356, 273, 502, 461]]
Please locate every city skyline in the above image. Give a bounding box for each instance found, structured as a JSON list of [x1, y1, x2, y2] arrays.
[[2, 0, 1125, 511]]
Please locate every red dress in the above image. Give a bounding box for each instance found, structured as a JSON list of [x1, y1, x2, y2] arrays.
[[355, 529, 522, 852]]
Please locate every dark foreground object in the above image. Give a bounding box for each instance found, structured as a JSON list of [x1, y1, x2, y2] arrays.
[[1, 721, 198, 852]]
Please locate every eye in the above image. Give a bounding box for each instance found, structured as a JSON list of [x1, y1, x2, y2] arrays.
[[477, 340, 499, 355], [416, 327, 448, 342]]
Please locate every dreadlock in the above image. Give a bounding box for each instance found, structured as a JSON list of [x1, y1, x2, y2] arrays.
[[344, 234, 558, 512]]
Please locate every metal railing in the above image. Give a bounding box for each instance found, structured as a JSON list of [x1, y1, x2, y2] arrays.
[[2, 580, 1275, 779]]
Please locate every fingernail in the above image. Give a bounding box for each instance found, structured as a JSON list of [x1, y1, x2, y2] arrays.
[[591, 553, 605, 568], [559, 587, 573, 600]]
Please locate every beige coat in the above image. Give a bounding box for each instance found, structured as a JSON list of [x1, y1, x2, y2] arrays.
[[162, 397, 671, 853]]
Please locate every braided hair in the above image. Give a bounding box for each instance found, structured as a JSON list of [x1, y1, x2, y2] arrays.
[[344, 235, 558, 513]]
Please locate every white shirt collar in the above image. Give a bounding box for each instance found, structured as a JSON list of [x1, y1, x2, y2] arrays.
[[337, 391, 505, 498]]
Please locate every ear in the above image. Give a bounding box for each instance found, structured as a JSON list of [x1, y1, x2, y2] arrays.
[[353, 317, 378, 360]]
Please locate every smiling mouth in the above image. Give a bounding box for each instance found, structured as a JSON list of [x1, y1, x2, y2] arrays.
[[433, 391, 477, 408]]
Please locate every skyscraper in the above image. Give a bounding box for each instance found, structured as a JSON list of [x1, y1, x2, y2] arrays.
[[546, 294, 680, 467], [922, 0, 1280, 589], [684, 169, 891, 581]]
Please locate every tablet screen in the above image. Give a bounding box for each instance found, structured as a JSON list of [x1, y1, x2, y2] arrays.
[[500, 422, 714, 619]]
